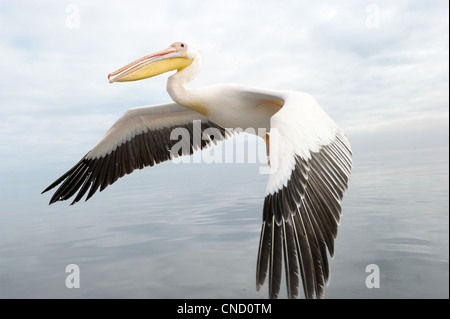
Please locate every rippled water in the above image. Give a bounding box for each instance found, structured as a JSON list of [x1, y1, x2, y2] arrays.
[[0, 145, 448, 298]]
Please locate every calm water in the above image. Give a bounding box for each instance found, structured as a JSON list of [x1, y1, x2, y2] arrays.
[[0, 145, 448, 299]]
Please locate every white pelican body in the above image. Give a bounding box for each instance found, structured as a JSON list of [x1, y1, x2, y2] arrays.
[[170, 83, 279, 130], [43, 42, 352, 299]]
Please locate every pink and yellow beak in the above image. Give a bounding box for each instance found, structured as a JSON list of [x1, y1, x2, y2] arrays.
[[108, 46, 193, 83]]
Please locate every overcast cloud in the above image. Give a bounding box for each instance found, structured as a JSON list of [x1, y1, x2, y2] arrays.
[[0, 0, 448, 173]]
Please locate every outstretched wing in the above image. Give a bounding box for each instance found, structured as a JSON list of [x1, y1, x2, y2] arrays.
[[255, 91, 352, 299], [42, 103, 230, 205]]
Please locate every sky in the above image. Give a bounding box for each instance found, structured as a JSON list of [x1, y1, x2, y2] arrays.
[[0, 0, 448, 300], [0, 0, 448, 174]]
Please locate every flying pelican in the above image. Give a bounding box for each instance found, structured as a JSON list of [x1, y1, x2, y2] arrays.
[[42, 42, 352, 299]]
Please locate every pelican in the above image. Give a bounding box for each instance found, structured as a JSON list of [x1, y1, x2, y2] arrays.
[[42, 42, 352, 299]]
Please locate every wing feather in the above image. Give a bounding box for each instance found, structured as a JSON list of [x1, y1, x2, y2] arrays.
[[256, 91, 352, 299], [269, 216, 283, 299], [42, 103, 230, 205]]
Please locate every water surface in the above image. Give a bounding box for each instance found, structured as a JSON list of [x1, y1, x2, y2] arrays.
[[0, 145, 448, 298]]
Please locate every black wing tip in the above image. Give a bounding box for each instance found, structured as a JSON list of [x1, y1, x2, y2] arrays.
[[270, 292, 280, 299], [48, 195, 65, 206], [42, 185, 70, 205], [45, 192, 87, 206], [48, 197, 61, 206], [41, 182, 58, 195]]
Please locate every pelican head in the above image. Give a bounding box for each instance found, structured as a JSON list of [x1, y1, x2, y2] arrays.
[[108, 42, 195, 83]]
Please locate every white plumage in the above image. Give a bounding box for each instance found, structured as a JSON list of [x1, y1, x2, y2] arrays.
[[43, 42, 352, 299]]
